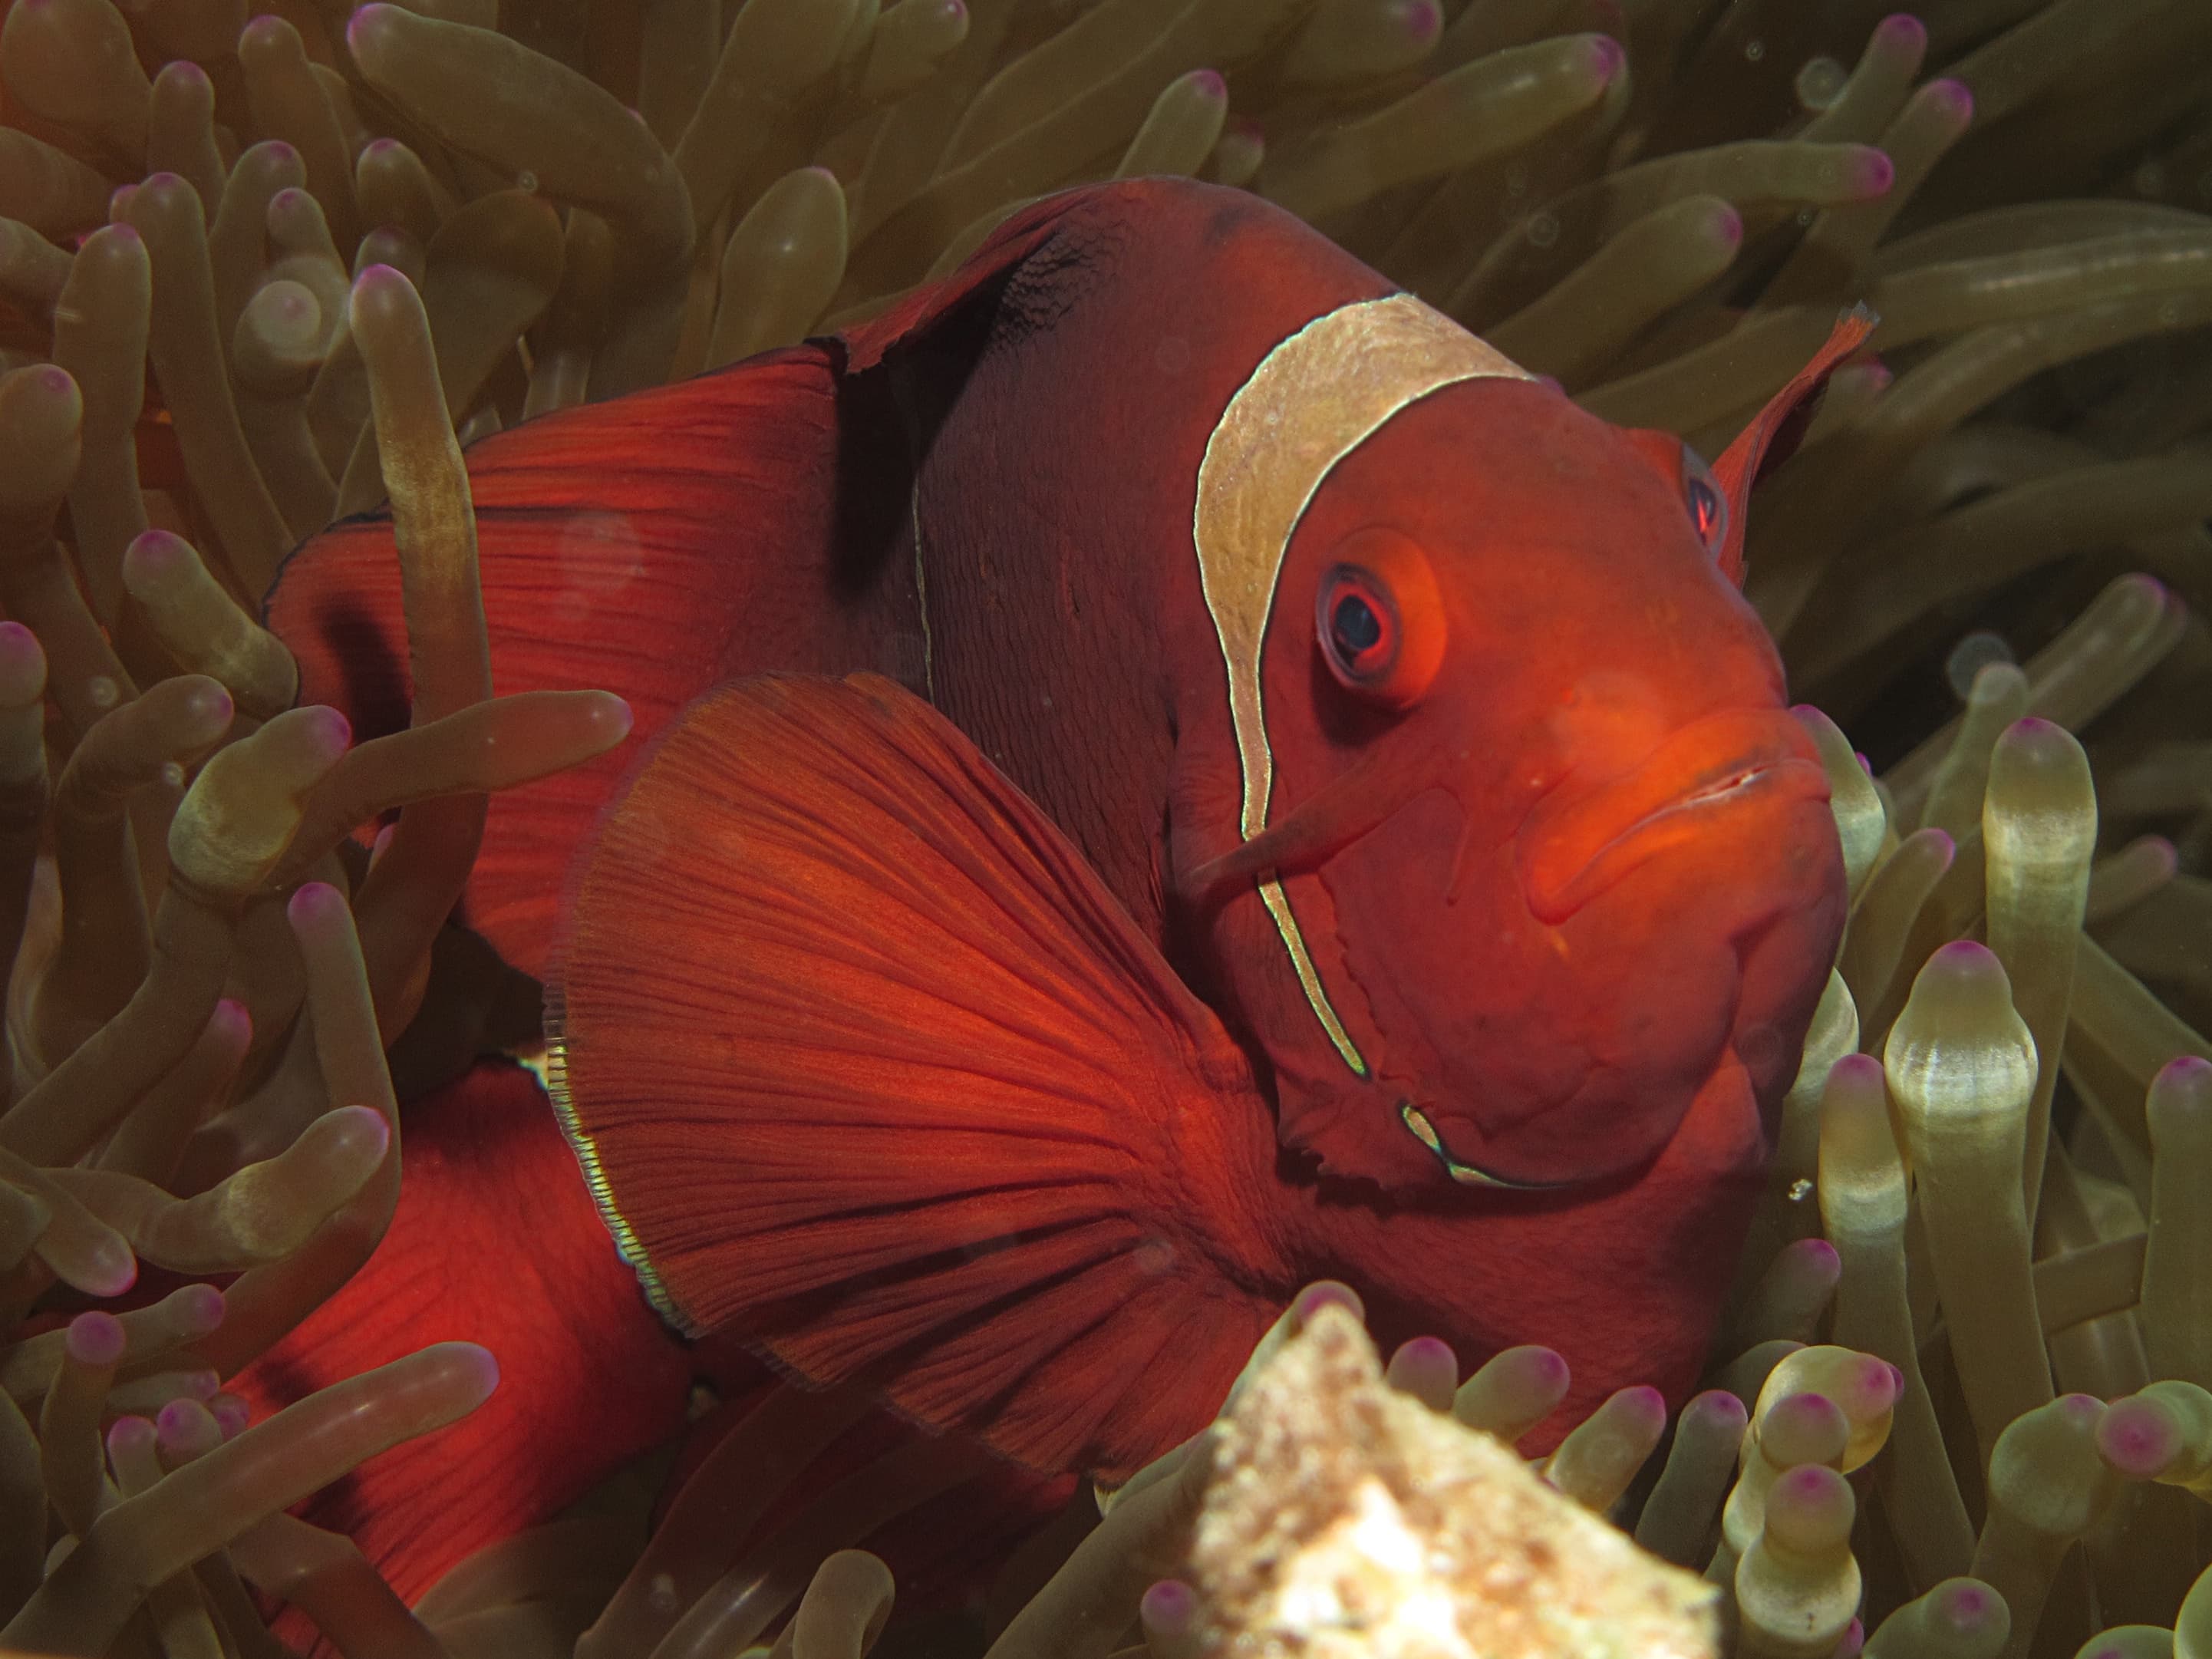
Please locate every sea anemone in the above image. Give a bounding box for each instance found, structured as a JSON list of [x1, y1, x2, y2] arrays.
[[1, 0, 2210, 1654]]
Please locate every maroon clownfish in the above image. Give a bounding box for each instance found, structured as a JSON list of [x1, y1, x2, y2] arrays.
[[243, 176, 1868, 1610]]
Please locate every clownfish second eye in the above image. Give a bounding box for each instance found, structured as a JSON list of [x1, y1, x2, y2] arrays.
[[1314, 529, 1446, 709], [1683, 448, 1728, 554]]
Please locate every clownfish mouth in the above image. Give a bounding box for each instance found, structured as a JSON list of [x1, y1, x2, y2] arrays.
[[1518, 709, 1830, 924]]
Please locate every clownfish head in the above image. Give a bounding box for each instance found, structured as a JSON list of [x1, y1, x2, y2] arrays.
[[1178, 296, 1866, 1197]]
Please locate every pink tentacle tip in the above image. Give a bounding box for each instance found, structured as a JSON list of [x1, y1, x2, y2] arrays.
[[0, 623, 38, 704], [156, 1397, 209, 1438], [1780, 1463, 1834, 1499], [1828, 1050, 1883, 1084], [186, 680, 236, 731], [449, 1341, 502, 1400], [1527, 1347, 1570, 1387], [123, 526, 189, 580], [1924, 78, 1973, 124], [1584, 34, 1624, 83], [287, 879, 351, 930], [1851, 147, 1896, 197], [330, 1103, 393, 1162], [1707, 201, 1745, 246], [1944, 1583, 1993, 1620], [1396, 1335, 1454, 1367], [350, 262, 415, 309], [1292, 1280, 1363, 1325], [209, 1394, 250, 1439], [1768, 1390, 1839, 1430], [1141, 1579, 1198, 1633], [211, 998, 253, 1046], [67, 1311, 128, 1368], [1854, 750, 1873, 773], [176, 1283, 227, 1334], [1403, 0, 1442, 45], [1688, 1389, 1749, 1430], [105, 1415, 157, 1459], [1188, 69, 1226, 99], [1832, 1617, 1865, 1658], [1617, 1385, 1668, 1426], [81, 1242, 137, 1299], [305, 702, 353, 754], [1930, 938, 1994, 968], [1786, 1236, 1841, 1271], [2059, 1393, 2105, 1426], [2096, 1399, 2174, 1476], [1874, 14, 1927, 48], [1855, 1356, 1899, 1413], [2156, 1054, 2212, 1087]]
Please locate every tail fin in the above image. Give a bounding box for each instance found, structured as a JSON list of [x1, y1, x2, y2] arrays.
[[226, 1060, 693, 1621]]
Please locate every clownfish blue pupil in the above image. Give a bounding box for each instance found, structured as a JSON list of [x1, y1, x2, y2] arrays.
[[1331, 594, 1383, 659]]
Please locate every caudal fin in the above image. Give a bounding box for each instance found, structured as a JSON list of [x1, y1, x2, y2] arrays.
[[548, 673, 1294, 1480], [228, 1059, 693, 1620]]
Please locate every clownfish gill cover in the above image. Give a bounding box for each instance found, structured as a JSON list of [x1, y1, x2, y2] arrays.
[[1, 4, 2210, 1657]]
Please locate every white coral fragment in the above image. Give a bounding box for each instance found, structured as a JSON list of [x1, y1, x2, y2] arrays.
[[1191, 1303, 1718, 1659]]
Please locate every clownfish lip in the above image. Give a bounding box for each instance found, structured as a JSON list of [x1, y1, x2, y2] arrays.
[[1518, 708, 1831, 925]]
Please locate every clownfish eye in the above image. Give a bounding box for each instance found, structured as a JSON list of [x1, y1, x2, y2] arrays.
[[1327, 585, 1387, 670], [1314, 529, 1446, 709], [1683, 447, 1728, 554]]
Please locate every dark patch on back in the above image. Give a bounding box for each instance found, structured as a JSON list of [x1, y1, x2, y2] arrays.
[[828, 346, 915, 602], [993, 214, 1126, 342]]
